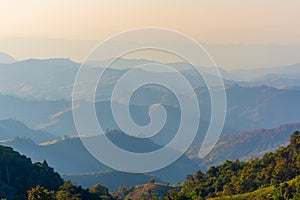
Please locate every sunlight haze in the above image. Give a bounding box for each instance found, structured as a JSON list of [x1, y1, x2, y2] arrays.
[[0, 0, 299, 69]]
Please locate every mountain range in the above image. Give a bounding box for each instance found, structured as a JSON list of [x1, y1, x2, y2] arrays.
[[0, 56, 300, 101], [1, 119, 300, 190], [0, 119, 56, 143], [1, 83, 300, 147], [0, 129, 199, 188], [0, 54, 300, 195], [187, 121, 300, 169]]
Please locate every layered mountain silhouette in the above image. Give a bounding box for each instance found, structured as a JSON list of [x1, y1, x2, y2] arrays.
[[0, 119, 56, 143], [187, 121, 300, 169], [0, 130, 198, 186]]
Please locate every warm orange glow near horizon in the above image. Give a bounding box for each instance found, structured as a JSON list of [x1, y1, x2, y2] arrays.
[[0, 0, 299, 69], [0, 0, 299, 44]]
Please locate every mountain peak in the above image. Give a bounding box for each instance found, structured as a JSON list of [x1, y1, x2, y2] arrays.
[[16, 57, 78, 66]]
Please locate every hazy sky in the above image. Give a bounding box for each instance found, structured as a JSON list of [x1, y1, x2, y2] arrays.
[[0, 0, 299, 68], [1, 0, 299, 43]]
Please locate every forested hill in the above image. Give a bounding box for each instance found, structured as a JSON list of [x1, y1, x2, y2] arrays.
[[2, 131, 300, 199], [0, 145, 62, 199], [0, 145, 113, 200], [170, 131, 300, 199]]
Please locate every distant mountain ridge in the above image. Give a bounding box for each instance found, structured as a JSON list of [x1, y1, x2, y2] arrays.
[[0, 52, 16, 63], [232, 62, 300, 81], [0, 57, 300, 101], [1, 84, 300, 143], [0, 58, 235, 100], [188, 121, 300, 169], [0, 119, 57, 143], [2, 121, 300, 189], [0, 130, 199, 185], [63, 170, 162, 191]]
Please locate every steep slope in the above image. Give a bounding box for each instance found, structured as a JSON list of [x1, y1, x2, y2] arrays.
[[0, 130, 199, 185], [208, 176, 300, 200], [172, 131, 300, 199], [0, 119, 57, 143], [0, 145, 63, 199], [188, 122, 300, 169]]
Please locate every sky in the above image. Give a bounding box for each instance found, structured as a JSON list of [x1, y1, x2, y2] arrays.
[[0, 0, 299, 69]]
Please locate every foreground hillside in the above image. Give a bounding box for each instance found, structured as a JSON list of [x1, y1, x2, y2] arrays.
[[169, 131, 300, 199], [209, 176, 300, 200], [3, 122, 300, 190], [1, 131, 300, 199], [82, 131, 300, 200], [0, 145, 63, 199], [0, 130, 198, 189], [0, 145, 113, 200]]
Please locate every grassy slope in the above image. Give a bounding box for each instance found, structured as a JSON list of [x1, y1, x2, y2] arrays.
[[209, 176, 300, 200]]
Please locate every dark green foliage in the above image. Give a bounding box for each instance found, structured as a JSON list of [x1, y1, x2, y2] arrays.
[[3, 129, 300, 199], [55, 181, 82, 200], [0, 145, 114, 200], [177, 131, 300, 199], [89, 184, 112, 199], [0, 145, 63, 199], [27, 181, 113, 200], [27, 181, 114, 200], [27, 185, 55, 200]]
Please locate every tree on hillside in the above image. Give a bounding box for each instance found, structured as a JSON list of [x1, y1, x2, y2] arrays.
[[290, 131, 300, 151], [55, 181, 81, 200], [175, 131, 300, 199], [149, 178, 155, 184], [89, 184, 109, 197], [27, 185, 55, 200]]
